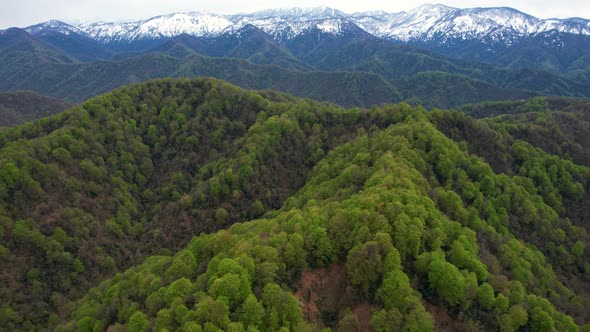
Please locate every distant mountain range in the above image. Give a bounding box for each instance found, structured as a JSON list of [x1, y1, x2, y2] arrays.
[[24, 5, 590, 45], [17, 5, 590, 70], [1, 4, 590, 110]]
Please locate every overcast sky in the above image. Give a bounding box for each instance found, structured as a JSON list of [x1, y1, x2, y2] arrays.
[[1, 0, 589, 29]]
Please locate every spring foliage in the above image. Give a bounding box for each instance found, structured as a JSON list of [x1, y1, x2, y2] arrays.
[[0, 78, 588, 331]]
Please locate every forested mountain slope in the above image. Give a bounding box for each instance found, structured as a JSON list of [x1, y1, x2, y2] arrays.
[[451, 97, 590, 166], [0, 91, 70, 127], [0, 35, 404, 108], [0, 78, 589, 331], [4, 26, 590, 109]]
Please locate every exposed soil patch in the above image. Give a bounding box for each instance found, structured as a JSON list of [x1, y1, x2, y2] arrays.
[[425, 302, 467, 332], [295, 263, 353, 327], [352, 302, 378, 331]]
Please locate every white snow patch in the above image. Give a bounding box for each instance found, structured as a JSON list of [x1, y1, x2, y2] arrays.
[[23, 5, 590, 45]]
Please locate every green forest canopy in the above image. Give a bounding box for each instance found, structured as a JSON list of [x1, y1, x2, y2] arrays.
[[0, 78, 588, 331]]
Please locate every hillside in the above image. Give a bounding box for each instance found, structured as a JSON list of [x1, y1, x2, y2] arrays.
[[0, 33, 404, 108], [0, 91, 70, 127], [0, 78, 404, 329], [0, 78, 589, 331]]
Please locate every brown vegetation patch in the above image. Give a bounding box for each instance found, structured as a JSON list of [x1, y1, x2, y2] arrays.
[[425, 302, 466, 332], [295, 263, 353, 327], [352, 303, 378, 331]]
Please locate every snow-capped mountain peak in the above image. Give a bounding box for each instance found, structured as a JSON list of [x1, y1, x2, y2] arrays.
[[78, 12, 233, 43], [357, 4, 590, 42], [248, 6, 346, 19], [407, 3, 455, 15], [20, 4, 590, 46], [25, 20, 86, 36], [135, 12, 233, 37]]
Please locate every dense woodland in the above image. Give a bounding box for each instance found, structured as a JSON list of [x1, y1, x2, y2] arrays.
[[0, 78, 589, 331]]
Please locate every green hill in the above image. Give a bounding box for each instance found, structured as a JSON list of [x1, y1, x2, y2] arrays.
[[0, 78, 589, 331]]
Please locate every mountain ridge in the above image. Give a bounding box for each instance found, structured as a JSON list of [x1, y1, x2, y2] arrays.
[[11, 4, 590, 74], [1, 77, 589, 330], [17, 4, 590, 46]]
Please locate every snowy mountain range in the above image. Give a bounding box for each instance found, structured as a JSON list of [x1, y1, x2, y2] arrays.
[[4, 3, 590, 111], [21, 4, 590, 46]]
